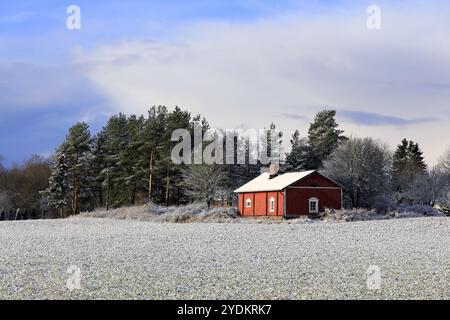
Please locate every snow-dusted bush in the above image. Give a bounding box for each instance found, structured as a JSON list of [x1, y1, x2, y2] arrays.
[[318, 204, 446, 222], [319, 208, 388, 222], [79, 202, 239, 223], [393, 204, 444, 217], [79, 205, 150, 220]]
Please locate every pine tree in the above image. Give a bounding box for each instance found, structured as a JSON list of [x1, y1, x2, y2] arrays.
[[285, 130, 309, 172], [259, 123, 283, 167], [42, 153, 69, 218], [306, 109, 346, 169], [89, 132, 107, 208], [158, 106, 192, 206], [61, 122, 92, 214], [110, 115, 145, 206], [101, 114, 129, 209], [220, 130, 260, 201], [135, 106, 168, 202], [392, 138, 427, 193]]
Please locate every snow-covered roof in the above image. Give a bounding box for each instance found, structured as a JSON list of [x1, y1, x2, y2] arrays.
[[234, 170, 317, 193]]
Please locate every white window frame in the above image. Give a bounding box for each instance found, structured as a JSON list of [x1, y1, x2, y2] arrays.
[[269, 197, 276, 212], [246, 198, 252, 208], [309, 198, 319, 214]]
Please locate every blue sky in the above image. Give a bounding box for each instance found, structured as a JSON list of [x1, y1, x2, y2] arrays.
[[1, 0, 449, 166]]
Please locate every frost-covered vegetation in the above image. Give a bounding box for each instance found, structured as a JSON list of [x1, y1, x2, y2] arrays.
[[78, 202, 447, 224], [79, 202, 239, 223], [318, 205, 446, 222]]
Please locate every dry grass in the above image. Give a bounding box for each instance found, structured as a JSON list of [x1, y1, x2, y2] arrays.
[[78, 202, 446, 224], [319, 205, 445, 222], [79, 202, 239, 223]]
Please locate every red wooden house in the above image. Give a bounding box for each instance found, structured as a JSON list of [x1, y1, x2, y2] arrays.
[[234, 169, 343, 218]]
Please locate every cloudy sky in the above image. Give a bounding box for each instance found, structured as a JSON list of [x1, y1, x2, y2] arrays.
[[1, 0, 449, 166]]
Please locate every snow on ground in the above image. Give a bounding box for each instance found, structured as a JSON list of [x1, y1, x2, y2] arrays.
[[0, 217, 448, 299]]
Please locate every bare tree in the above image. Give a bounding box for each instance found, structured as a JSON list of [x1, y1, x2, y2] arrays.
[[434, 147, 450, 211], [182, 164, 226, 208], [437, 147, 450, 174], [322, 137, 392, 209], [405, 170, 444, 206]]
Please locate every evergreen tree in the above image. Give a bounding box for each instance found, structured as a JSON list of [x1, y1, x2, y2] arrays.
[[392, 138, 427, 193], [117, 114, 145, 205], [220, 130, 260, 202], [285, 130, 309, 172], [136, 106, 168, 202], [259, 123, 283, 167], [306, 109, 346, 169], [60, 122, 92, 214], [42, 153, 69, 218], [101, 114, 129, 209], [89, 132, 107, 208], [157, 107, 192, 206]]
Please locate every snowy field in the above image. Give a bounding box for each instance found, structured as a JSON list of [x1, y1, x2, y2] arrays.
[[0, 217, 448, 300]]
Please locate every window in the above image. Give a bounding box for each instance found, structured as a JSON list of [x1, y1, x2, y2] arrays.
[[246, 198, 252, 208], [309, 198, 319, 214], [269, 197, 275, 212]]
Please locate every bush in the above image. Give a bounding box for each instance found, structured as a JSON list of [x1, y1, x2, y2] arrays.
[[79, 202, 239, 223], [393, 204, 444, 217], [318, 204, 445, 222], [319, 208, 388, 222]]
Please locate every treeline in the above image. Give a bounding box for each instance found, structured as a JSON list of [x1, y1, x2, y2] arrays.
[[1, 107, 449, 218], [37, 106, 264, 217], [0, 155, 51, 218]]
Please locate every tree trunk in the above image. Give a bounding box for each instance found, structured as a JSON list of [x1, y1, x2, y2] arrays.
[[98, 187, 103, 208], [72, 176, 78, 215], [148, 149, 154, 201], [72, 153, 80, 215], [106, 166, 111, 211], [165, 172, 170, 207], [131, 184, 136, 205]]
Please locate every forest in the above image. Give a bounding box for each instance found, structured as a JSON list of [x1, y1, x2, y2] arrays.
[[0, 106, 449, 219]]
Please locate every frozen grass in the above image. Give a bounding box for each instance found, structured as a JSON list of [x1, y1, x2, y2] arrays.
[[78, 202, 447, 224], [320, 205, 446, 222], [79, 202, 239, 223]]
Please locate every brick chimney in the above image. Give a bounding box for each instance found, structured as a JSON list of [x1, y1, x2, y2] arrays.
[[269, 164, 278, 179]]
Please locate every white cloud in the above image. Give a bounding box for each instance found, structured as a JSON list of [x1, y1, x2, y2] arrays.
[[76, 3, 450, 164]]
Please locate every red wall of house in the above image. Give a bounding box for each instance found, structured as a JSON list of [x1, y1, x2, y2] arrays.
[[285, 188, 341, 216], [238, 192, 284, 216], [285, 172, 342, 216], [290, 172, 339, 188]]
